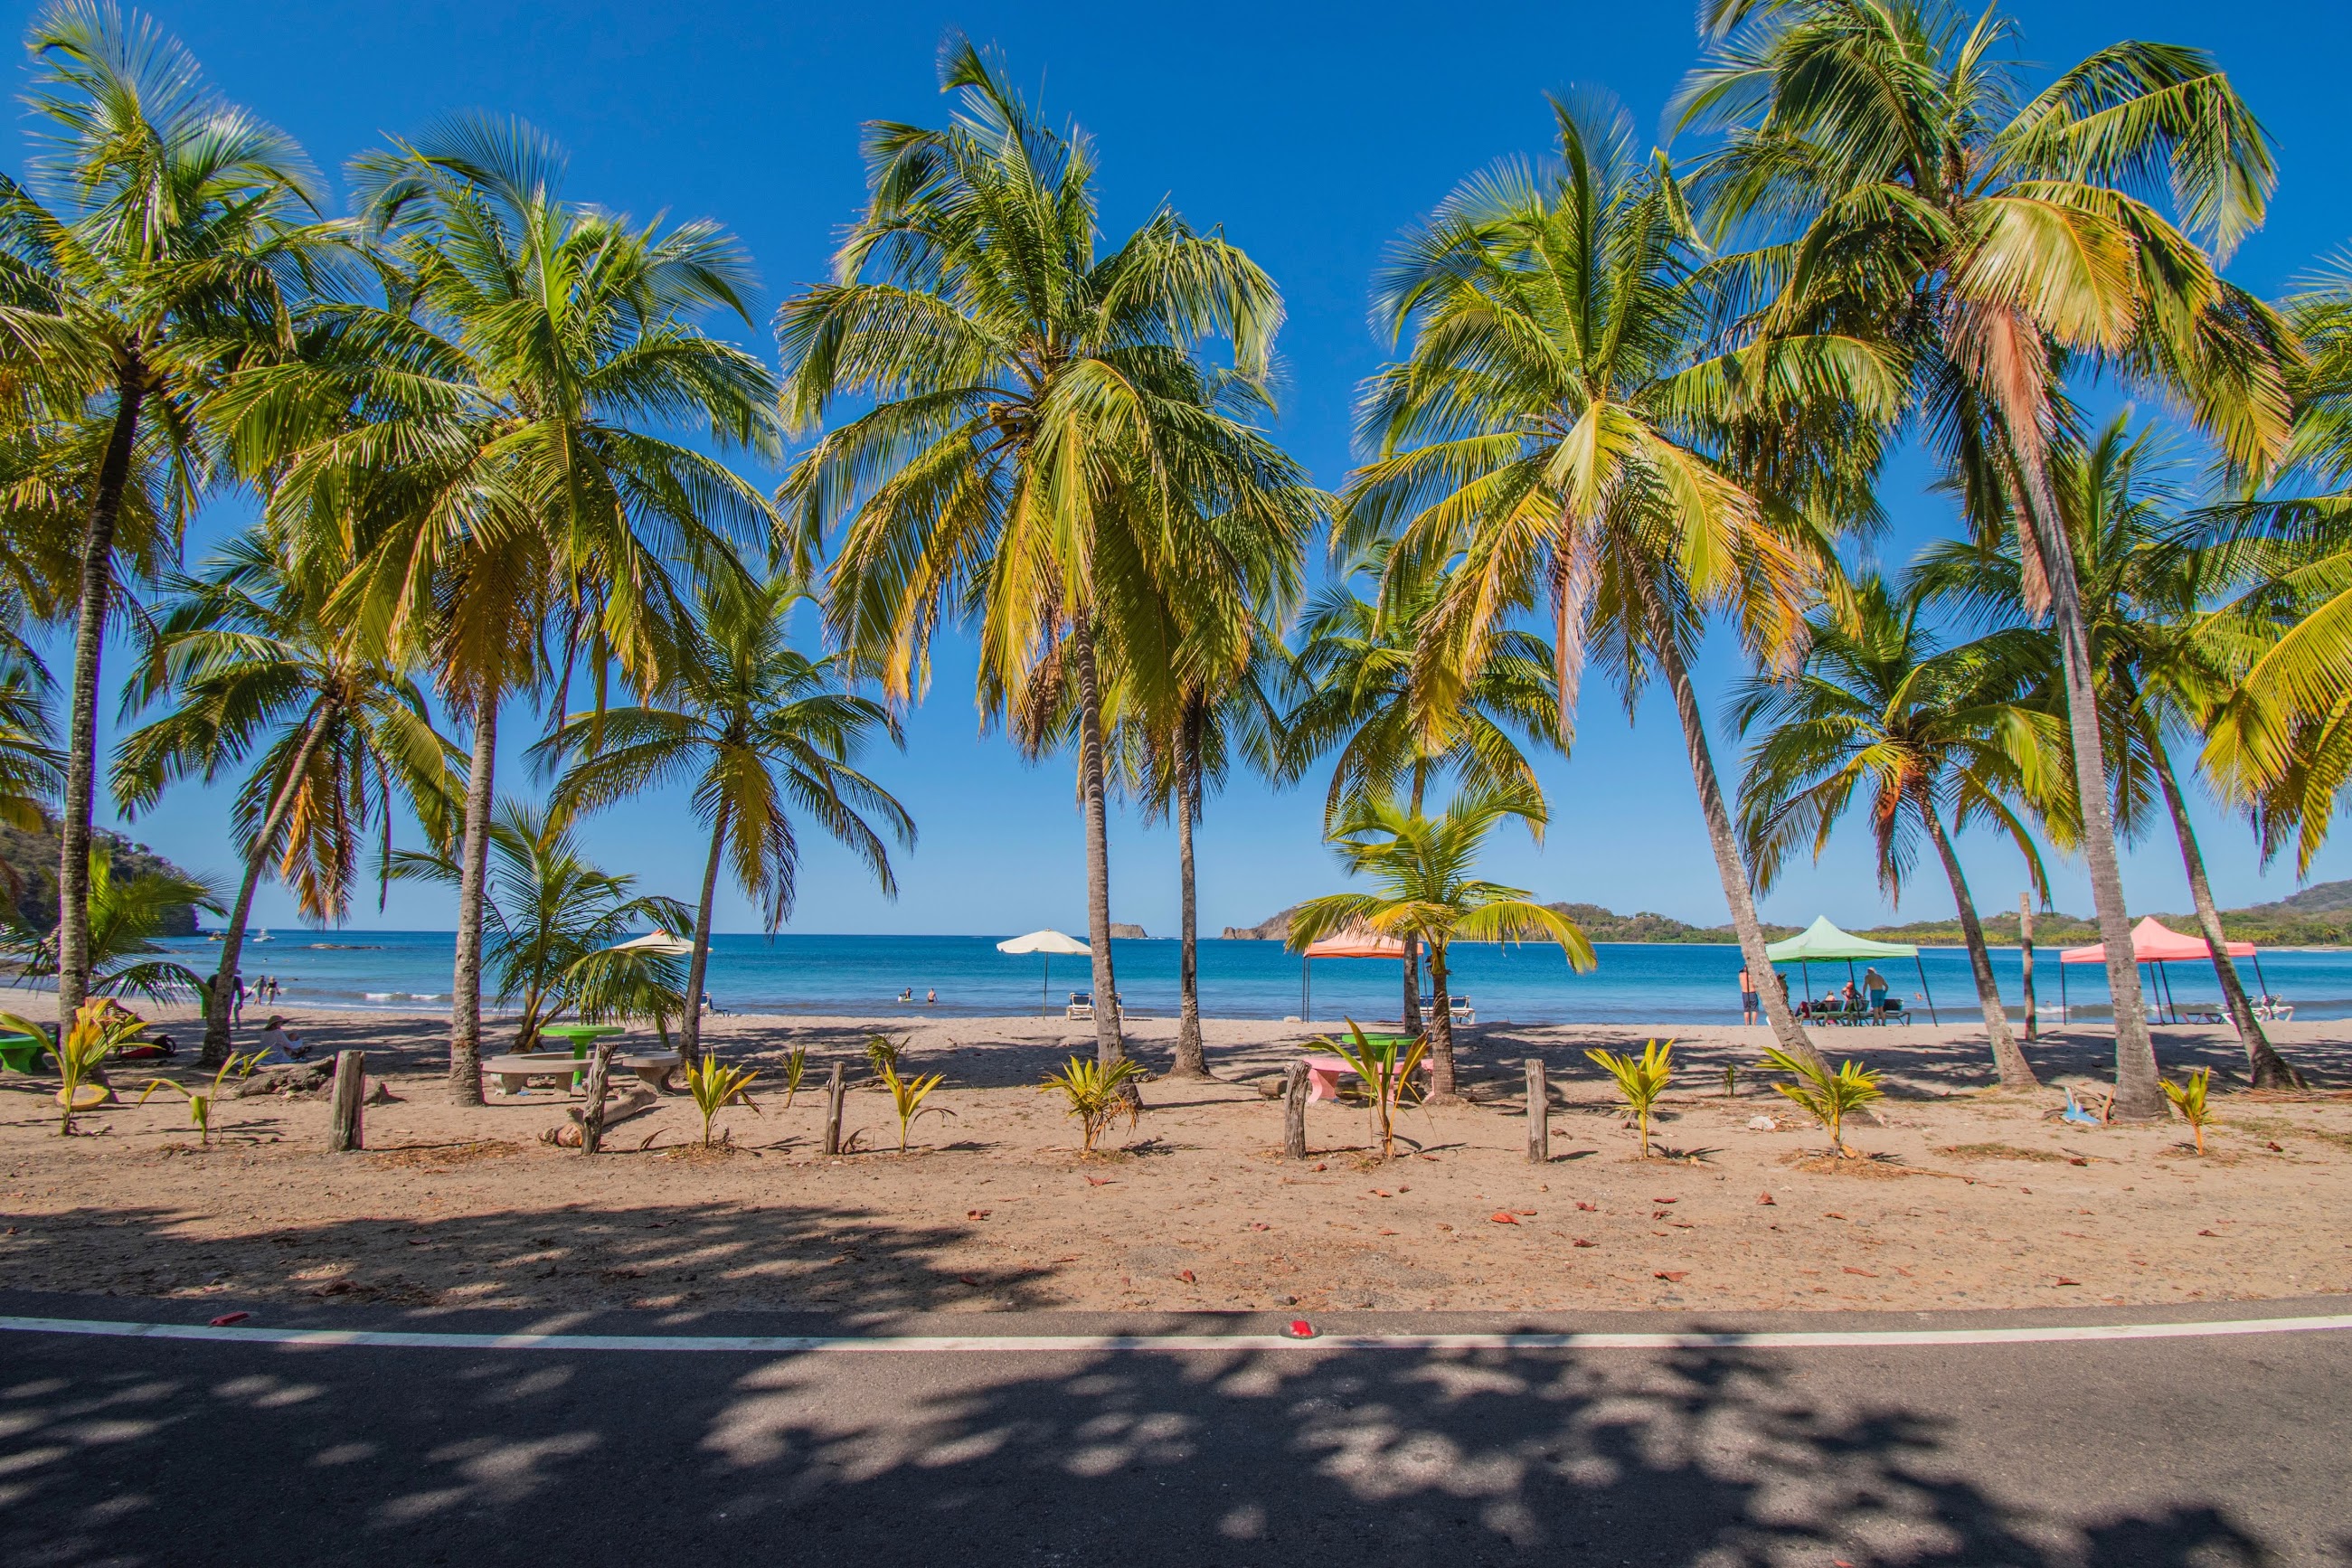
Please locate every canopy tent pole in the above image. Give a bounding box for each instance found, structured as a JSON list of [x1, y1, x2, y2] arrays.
[[1913, 955, 1938, 1025], [2252, 953, 2271, 999], [1301, 958, 1309, 1022], [2060, 962, 2067, 1022]]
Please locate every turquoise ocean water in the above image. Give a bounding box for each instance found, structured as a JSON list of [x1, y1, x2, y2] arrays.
[[153, 930, 2352, 1025]]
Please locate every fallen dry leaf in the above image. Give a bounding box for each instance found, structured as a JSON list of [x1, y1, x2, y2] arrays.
[[1574, 1200, 1597, 1212], [2052, 1277, 2082, 1287], [1654, 1270, 1688, 1282], [1756, 1193, 1775, 1205], [1489, 1212, 1519, 1225], [1176, 1270, 1195, 1283], [966, 1209, 991, 1220], [1843, 1266, 1877, 1278], [1084, 1176, 1113, 1186], [1572, 1238, 1596, 1248]]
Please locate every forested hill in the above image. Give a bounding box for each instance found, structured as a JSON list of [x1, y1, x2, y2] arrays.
[[1223, 879, 2352, 948], [0, 825, 203, 936]]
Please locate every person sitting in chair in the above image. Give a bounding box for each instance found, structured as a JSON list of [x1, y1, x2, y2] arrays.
[[253, 1015, 311, 1064]]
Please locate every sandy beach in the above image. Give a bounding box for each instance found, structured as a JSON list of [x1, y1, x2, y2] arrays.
[[3, 994, 2347, 1318]]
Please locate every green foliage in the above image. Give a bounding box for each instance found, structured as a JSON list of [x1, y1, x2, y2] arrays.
[[1, 849, 223, 1004], [5, 999, 145, 1136], [391, 801, 691, 1047], [778, 1047, 808, 1110], [863, 1034, 902, 1078], [683, 1057, 760, 1148], [137, 1051, 264, 1147], [2162, 1067, 2215, 1154], [875, 1060, 950, 1154], [1586, 1039, 1675, 1157], [1037, 1055, 1145, 1153], [1762, 1046, 1884, 1157], [1319, 1019, 1430, 1160]]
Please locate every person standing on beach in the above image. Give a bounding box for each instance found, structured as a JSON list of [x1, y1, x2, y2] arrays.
[[1864, 966, 1888, 1016], [1737, 966, 1760, 1026]]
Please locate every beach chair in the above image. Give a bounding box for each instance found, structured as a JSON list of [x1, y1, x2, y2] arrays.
[[1065, 992, 1095, 1022], [1448, 996, 1475, 1026]]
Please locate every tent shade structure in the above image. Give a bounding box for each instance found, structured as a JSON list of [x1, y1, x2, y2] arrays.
[[1763, 916, 1936, 1024], [610, 929, 695, 957], [997, 929, 1092, 1016], [2058, 917, 2254, 964], [2057, 917, 2266, 1025], [1293, 928, 1406, 1021]]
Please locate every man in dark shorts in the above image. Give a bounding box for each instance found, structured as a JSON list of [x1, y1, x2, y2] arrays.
[[1737, 966, 1760, 1025]]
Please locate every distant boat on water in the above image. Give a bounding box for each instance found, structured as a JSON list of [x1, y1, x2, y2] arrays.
[[252, 930, 273, 944]]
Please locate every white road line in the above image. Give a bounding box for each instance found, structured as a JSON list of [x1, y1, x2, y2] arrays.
[[4, 1311, 2351, 1355]]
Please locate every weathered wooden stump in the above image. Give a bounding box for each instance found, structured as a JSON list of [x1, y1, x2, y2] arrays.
[[822, 1062, 848, 1155], [579, 1044, 616, 1155], [1282, 1060, 1309, 1160], [327, 1051, 365, 1152], [1525, 1057, 1548, 1164]]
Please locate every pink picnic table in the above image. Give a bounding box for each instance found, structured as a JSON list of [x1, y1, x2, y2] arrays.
[[1299, 1053, 1434, 1102]]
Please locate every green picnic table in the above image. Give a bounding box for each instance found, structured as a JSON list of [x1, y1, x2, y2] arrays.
[[537, 1024, 626, 1089], [0, 1032, 50, 1073]]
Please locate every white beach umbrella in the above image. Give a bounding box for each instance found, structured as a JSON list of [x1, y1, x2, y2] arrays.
[[997, 929, 1091, 1015], [610, 928, 696, 957]]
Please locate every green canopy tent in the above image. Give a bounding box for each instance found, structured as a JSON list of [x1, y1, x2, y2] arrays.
[[1763, 917, 1938, 1024]]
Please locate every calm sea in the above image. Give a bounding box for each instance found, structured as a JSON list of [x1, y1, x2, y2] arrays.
[[153, 930, 2352, 1025]]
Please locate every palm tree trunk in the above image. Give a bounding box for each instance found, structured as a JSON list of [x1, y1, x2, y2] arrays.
[[1171, 700, 1208, 1078], [2148, 731, 2300, 1088], [55, 373, 146, 1030], [678, 798, 729, 1071], [448, 674, 498, 1106], [2011, 449, 2161, 1119], [202, 704, 336, 1067], [1914, 787, 2038, 1090], [1426, 940, 1457, 1100], [1068, 611, 1126, 1070], [1641, 590, 1826, 1071], [1402, 764, 1425, 1035]]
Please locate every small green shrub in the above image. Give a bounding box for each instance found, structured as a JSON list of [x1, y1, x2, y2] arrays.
[[4, 1001, 146, 1136], [1586, 1039, 1674, 1157], [137, 1051, 265, 1147], [2162, 1067, 2215, 1154], [1320, 1020, 1428, 1160], [1038, 1056, 1144, 1152], [684, 1056, 760, 1148], [1762, 1047, 1883, 1157], [779, 1047, 808, 1110], [876, 1060, 950, 1152]]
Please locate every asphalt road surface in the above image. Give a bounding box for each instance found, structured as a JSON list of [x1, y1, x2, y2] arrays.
[[3, 1290, 2347, 1567]]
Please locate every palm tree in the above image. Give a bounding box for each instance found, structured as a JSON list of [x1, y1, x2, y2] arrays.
[[2197, 258, 2352, 880], [0, 3, 337, 1029], [1282, 550, 1567, 1034], [1681, 0, 2296, 1116], [538, 571, 915, 1068], [1915, 416, 2304, 1087], [1347, 97, 1894, 1072], [392, 800, 692, 1052], [1287, 783, 1595, 1100], [247, 117, 781, 1102], [1733, 572, 2060, 1088], [111, 524, 457, 1065], [4, 845, 222, 1004], [781, 36, 1306, 1072]]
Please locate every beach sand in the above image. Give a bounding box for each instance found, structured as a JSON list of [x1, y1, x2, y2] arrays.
[[3, 992, 2348, 1318]]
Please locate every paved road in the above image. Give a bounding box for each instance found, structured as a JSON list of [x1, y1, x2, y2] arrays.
[[3, 1290, 2347, 1566]]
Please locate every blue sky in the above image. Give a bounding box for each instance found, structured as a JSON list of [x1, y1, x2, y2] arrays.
[[20, 0, 2352, 935]]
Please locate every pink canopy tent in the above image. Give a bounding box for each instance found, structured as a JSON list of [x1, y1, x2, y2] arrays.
[[1297, 928, 1404, 1020], [2057, 917, 2265, 1024]]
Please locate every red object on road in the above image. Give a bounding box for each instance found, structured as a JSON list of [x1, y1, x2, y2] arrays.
[[208, 1312, 250, 1327], [1284, 1318, 1317, 1338]]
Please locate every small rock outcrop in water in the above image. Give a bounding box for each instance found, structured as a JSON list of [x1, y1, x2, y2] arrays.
[[1108, 922, 1149, 940]]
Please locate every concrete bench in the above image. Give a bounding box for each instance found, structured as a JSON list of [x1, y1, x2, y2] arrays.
[[484, 1053, 676, 1095]]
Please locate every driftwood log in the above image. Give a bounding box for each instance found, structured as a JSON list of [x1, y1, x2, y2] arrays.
[[579, 1043, 615, 1154]]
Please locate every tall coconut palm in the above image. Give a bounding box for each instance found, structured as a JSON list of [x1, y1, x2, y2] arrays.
[[1681, 0, 2296, 1115], [2197, 258, 2352, 880], [244, 117, 781, 1102], [0, 2, 339, 1028], [538, 571, 914, 1068], [391, 800, 693, 1052], [111, 524, 458, 1064], [1347, 97, 1894, 1071], [1282, 549, 1566, 1033], [1287, 783, 1596, 1100], [781, 36, 1304, 1072], [1915, 416, 2305, 1087], [1733, 572, 2061, 1087]]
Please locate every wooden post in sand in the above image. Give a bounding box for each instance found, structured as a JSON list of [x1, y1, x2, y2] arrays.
[[1525, 1057, 1548, 1164], [579, 1043, 616, 1155], [1281, 1061, 1308, 1160], [327, 1051, 364, 1152], [2019, 893, 2037, 1042], [822, 1061, 848, 1156]]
